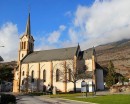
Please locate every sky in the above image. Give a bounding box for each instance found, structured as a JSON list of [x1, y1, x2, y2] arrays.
[[0, 0, 130, 62]]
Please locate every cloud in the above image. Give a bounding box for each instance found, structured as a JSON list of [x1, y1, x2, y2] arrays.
[[68, 0, 130, 49], [38, 0, 130, 50], [34, 25, 66, 50], [0, 22, 19, 62], [3, 0, 129, 62], [47, 25, 66, 44], [65, 11, 72, 17]]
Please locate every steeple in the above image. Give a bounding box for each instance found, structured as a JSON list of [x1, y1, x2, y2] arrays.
[[92, 46, 96, 56], [25, 12, 31, 35], [18, 12, 34, 61], [76, 43, 80, 57], [92, 46, 97, 62]]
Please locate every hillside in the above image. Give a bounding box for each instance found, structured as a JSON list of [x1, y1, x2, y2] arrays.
[[93, 39, 130, 77], [0, 61, 17, 69]]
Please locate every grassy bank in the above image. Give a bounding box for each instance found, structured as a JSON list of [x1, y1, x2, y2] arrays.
[[47, 93, 130, 104]]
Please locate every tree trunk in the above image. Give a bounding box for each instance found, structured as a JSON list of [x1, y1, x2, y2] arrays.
[[74, 82, 76, 93]]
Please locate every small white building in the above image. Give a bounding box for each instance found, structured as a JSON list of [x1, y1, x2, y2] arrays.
[[13, 13, 104, 93]]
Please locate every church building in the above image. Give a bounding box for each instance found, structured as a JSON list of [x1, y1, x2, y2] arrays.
[[13, 13, 104, 93]]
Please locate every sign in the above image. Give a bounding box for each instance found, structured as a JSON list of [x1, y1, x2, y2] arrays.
[[81, 81, 87, 92]]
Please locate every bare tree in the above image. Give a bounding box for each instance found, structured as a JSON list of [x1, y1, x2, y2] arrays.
[[53, 59, 88, 93]]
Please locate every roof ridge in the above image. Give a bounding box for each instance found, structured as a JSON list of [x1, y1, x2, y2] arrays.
[[33, 46, 77, 53], [22, 46, 78, 63]]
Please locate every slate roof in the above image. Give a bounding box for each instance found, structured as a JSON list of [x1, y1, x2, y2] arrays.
[[83, 49, 93, 59], [22, 47, 78, 63], [0, 56, 3, 61], [96, 62, 103, 69]]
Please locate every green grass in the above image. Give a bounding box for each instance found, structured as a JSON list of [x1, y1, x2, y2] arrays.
[[48, 93, 130, 104]]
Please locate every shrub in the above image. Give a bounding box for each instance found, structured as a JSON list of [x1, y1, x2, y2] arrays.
[[0, 94, 16, 104]]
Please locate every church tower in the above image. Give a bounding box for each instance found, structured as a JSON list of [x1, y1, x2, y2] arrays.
[[18, 13, 34, 61]]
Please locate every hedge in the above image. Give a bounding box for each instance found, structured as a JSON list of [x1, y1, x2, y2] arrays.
[[0, 94, 16, 104]]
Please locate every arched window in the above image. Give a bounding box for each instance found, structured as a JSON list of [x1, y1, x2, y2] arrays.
[[56, 69, 60, 82], [22, 42, 23, 49], [22, 80, 24, 85], [22, 54, 24, 57], [24, 41, 26, 49], [43, 70, 46, 82], [22, 71, 24, 76], [29, 43, 32, 50], [31, 70, 34, 82], [68, 69, 72, 81]]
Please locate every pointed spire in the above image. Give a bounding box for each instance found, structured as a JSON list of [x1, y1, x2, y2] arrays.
[[25, 12, 31, 35], [92, 46, 96, 55], [76, 43, 80, 57], [78, 43, 79, 47]]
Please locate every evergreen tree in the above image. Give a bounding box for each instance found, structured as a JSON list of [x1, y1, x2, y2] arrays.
[[0, 65, 14, 83], [106, 61, 115, 88]]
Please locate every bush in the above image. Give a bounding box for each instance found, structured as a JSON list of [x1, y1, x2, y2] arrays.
[[0, 94, 16, 104]]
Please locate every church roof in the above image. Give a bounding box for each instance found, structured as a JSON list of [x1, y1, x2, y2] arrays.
[[83, 49, 93, 59], [22, 47, 78, 63], [0, 56, 4, 61], [96, 63, 103, 69]]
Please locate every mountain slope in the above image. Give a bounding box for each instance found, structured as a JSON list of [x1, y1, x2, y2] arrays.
[[91, 39, 130, 77]]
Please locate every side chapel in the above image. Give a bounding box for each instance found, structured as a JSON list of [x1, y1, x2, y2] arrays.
[[13, 13, 104, 93]]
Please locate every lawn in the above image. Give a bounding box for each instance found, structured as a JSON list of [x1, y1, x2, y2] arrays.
[[49, 93, 130, 104]]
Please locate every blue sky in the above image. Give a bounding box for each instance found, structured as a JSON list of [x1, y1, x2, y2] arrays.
[[0, 0, 130, 61], [0, 0, 94, 35]]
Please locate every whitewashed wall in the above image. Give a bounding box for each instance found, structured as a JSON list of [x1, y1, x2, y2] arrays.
[[85, 59, 93, 71], [39, 62, 51, 91], [15, 71, 19, 80], [19, 58, 104, 92], [21, 64, 28, 85], [52, 60, 65, 92], [66, 60, 74, 92]]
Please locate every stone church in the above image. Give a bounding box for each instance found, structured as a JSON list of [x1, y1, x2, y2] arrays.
[[13, 13, 104, 93]]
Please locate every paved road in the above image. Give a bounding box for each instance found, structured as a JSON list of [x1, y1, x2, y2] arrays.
[[17, 96, 54, 104], [17, 95, 95, 104]]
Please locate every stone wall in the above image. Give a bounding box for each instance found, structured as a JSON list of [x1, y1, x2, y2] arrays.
[[110, 84, 130, 93]]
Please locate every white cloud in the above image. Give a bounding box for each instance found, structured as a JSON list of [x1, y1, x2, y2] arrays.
[[34, 25, 66, 50], [68, 0, 130, 50], [65, 11, 72, 17], [0, 22, 19, 62], [40, 0, 130, 50], [68, 28, 78, 43], [4, 0, 129, 62], [59, 25, 66, 31], [47, 25, 66, 44], [47, 31, 61, 43]]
